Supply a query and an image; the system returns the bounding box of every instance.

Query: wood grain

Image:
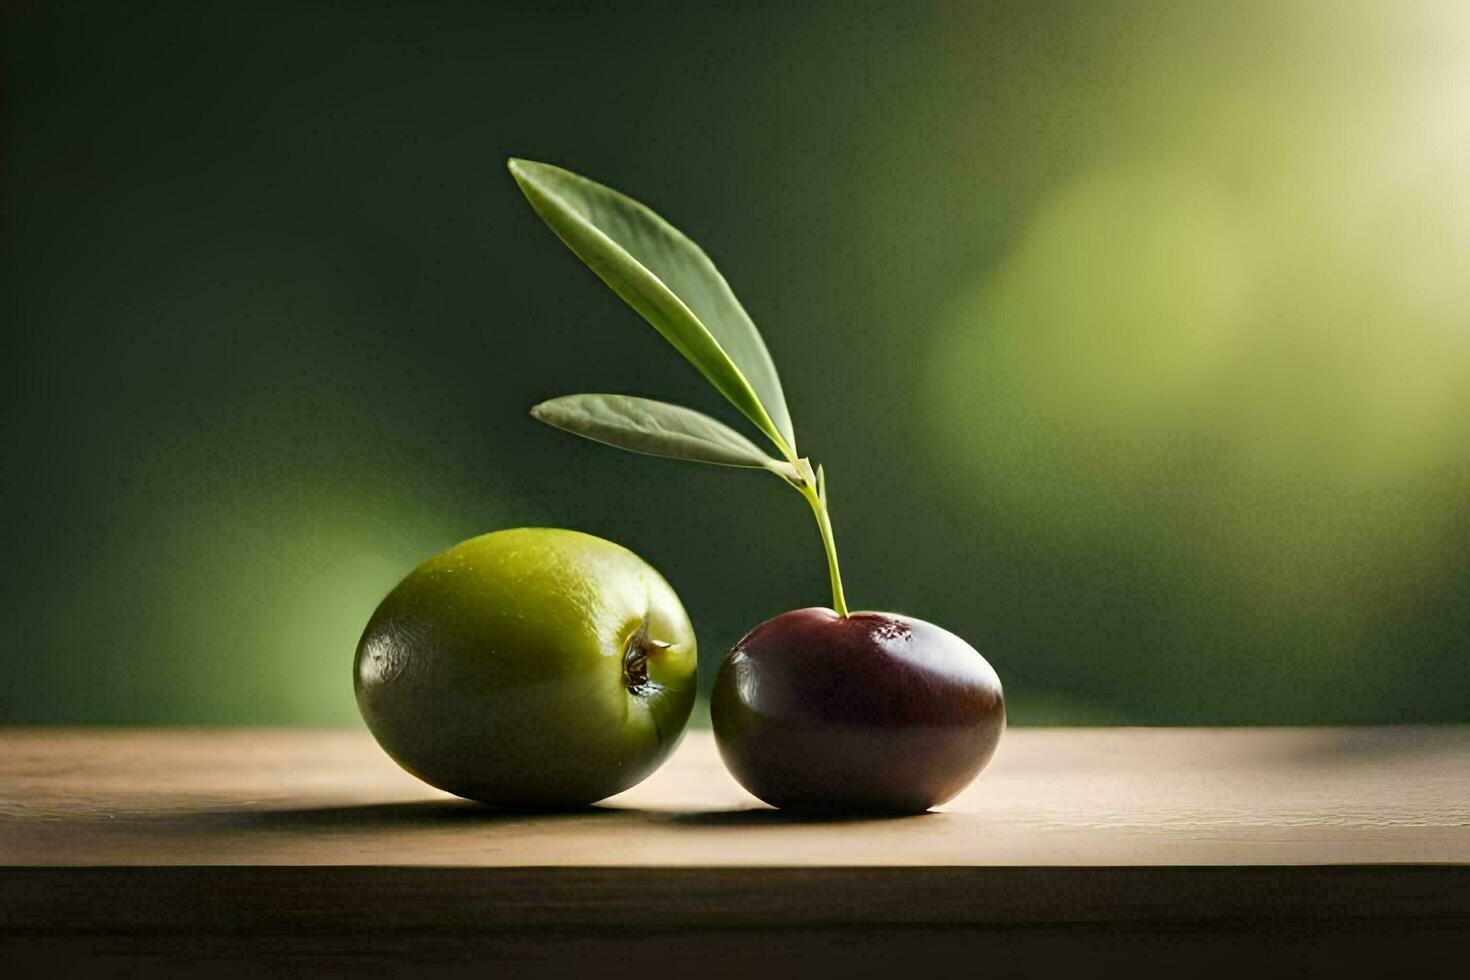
[2,727,1466,869]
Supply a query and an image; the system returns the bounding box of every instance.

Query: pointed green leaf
[509,158,796,455]
[531,394,798,480]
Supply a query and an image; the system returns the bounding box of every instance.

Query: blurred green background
[4,1,1467,726]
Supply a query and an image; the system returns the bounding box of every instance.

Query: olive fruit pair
[355,528,1003,813]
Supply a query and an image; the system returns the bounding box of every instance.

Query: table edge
[3,864,1466,931]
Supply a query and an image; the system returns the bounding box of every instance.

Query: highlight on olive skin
[509,158,1006,811]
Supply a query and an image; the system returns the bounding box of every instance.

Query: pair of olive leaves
[509,158,847,614]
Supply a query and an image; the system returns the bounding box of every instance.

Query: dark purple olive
[711,607,1004,813]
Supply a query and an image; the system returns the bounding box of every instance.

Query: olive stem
[797,470,849,618]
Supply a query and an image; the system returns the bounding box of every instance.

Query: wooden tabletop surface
[3,726,1467,938]
[4,726,1467,867]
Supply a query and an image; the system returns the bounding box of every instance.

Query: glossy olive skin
[354,528,696,807]
[712,608,1004,813]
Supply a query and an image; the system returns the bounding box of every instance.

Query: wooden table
[3,727,1466,976]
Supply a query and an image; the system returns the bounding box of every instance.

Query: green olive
[354,527,696,806]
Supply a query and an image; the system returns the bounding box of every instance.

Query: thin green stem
[800,478,849,617]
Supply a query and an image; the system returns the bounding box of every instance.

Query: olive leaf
[508,158,797,457]
[531,393,799,480]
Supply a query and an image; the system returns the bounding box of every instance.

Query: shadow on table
[171,798,635,833]
[160,801,934,833]
[658,808,935,827]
